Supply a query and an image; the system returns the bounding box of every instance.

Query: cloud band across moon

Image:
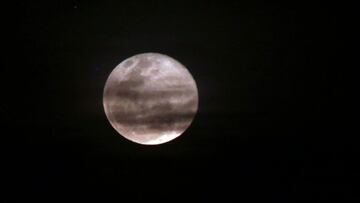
[103,53,198,145]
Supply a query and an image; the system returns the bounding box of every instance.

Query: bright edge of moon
[103,53,199,145]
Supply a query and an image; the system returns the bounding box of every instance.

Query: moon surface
[103,53,198,145]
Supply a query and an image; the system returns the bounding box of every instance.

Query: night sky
[2,0,356,202]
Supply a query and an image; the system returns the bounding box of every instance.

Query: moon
[103,53,198,145]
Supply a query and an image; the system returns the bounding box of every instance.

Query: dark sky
[2,0,356,202]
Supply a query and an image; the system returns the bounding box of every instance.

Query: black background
[2,0,356,202]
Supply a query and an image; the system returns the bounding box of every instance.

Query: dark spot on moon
[136,57,152,69]
[150,68,159,75]
[123,59,134,68]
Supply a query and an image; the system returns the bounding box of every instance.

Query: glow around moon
[103,53,198,145]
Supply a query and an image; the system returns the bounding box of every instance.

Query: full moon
[103,53,198,145]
